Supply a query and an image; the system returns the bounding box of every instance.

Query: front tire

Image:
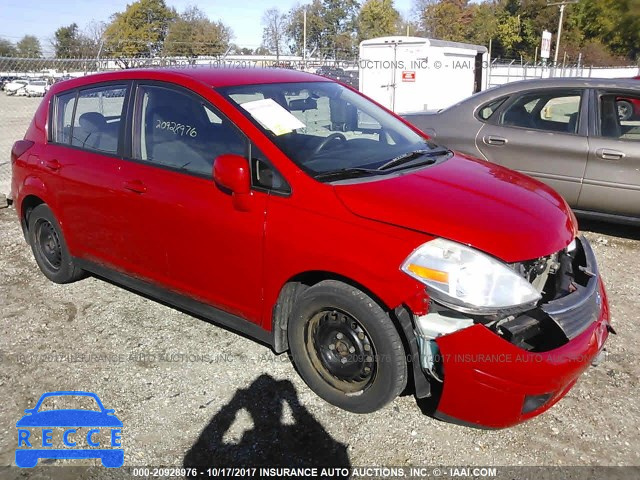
[288,280,407,413]
[27,204,85,283]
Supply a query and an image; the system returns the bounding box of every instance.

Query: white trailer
[358,36,488,114]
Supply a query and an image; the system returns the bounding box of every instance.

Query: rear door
[577,89,640,217]
[44,83,131,266]
[476,88,589,205]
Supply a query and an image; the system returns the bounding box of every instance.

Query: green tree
[321,0,360,58]
[411,0,639,64]
[254,46,271,55]
[574,0,640,61]
[358,0,401,42]
[493,12,522,56]
[618,0,640,60]
[103,0,175,65]
[261,8,288,60]
[164,6,232,57]
[0,38,16,56]
[466,2,499,47]
[16,35,42,57]
[53,23,90,58]
[287,1,326,56]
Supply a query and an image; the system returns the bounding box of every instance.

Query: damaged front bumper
[412,236,612,429]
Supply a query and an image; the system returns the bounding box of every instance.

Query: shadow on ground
[184,374,351,476]
[578,217,640,241]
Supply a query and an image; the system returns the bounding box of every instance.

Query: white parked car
[25,80,48,97]
[4,79,29,95]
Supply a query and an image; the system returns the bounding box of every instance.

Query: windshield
[37,395,101,412]
[218,81,445,179]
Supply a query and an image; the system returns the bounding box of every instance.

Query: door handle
[123,179,147,194]
[483,135,508,146]
[596,148,625,160]
[44,159,61,171]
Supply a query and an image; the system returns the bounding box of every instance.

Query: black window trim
[248,142,292,197]
[124,79,292,196]
[474,95,510,123]
[492,87,588,137]
[47,80,132,159]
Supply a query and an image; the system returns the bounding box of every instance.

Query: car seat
[503,104,536,129]
[601,98,622,138]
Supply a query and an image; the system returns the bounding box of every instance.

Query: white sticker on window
[240,98,305,136]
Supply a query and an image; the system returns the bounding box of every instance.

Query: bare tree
[262,8,288,61]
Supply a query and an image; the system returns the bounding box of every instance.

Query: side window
[52,91,76,144]
[71,85,127,154]
[477,97,507,121]
[132,84,247,176]
[500,91,582,134]
[599,93,640,141]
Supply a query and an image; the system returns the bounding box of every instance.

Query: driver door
[124,82,269,322]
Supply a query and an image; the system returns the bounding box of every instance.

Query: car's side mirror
[213,154,252,211]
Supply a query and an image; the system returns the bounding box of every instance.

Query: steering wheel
[310,133,347,157]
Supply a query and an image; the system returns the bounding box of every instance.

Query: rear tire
[27,204,85,284]
[288,280,407,413]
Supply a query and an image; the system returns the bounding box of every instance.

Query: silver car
[402,78,640,224]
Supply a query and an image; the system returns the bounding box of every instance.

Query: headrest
[78,112,106,133]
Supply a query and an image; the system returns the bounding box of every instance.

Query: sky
[0,0,419,55]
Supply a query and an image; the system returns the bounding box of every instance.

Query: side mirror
[213,154,252,211]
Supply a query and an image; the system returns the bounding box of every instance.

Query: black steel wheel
[27,204,85,283]
[288,280,407,413]
[306,309,377,393]
[34,218,62,271]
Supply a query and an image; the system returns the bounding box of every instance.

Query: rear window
[51,84,127,154]
[477,97,507,121]
[52,91,76,144]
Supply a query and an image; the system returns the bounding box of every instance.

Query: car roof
[52,66,327,92]
[479,77,639,95]
[401,77,639,117]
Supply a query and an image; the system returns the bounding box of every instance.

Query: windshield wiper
[377,148,450,171]
[313,167,383,181]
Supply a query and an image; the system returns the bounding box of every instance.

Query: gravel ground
[0,95,41,197]
[0,203,639,473]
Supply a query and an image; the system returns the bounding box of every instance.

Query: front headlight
[401,238,541,315]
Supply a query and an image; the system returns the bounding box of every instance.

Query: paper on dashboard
[240,98,306,135]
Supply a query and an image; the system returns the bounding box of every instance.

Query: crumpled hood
[333,154,577,263]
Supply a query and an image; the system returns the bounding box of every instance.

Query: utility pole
[547,1,578,65]
[303,8,307,64]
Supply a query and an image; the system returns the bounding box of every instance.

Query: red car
[10,67,612,429]
[617,75,640,120]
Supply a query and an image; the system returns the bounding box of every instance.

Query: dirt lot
[0,95,41,197]
[0,202,639,472]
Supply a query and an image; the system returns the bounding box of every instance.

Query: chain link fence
[487,58,640,87]
[0,57,112,196]
[0,55,347,196]
[1,54,638,196]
